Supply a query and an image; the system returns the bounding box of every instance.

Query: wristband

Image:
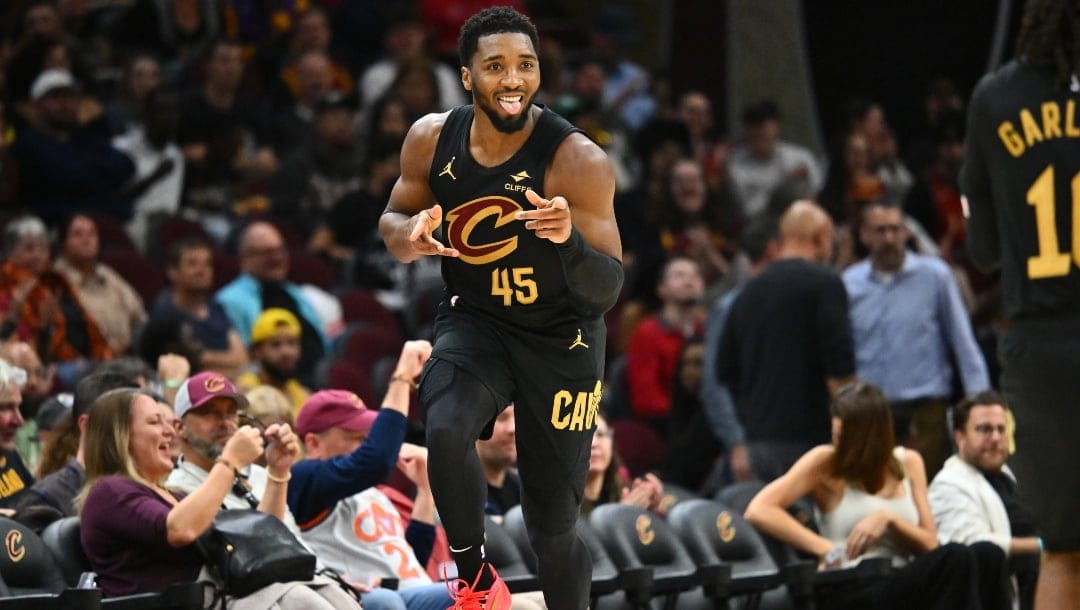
[266,471,292,484]
[215,457,240,478]
[1037,537,1044,552]
[389,373,417,390]
[163,379,184,389]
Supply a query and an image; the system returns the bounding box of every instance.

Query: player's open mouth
[497,94,523,115]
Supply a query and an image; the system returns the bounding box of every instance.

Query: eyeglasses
[238,412,266,432]
[243,245,286,258]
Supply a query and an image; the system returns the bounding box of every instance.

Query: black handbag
[197,509,317,598]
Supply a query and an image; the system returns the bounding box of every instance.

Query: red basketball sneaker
[445,563,511,610]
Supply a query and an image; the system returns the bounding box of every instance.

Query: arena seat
[667,498,784,609]
[286,250,338,292]
[501,506,627,607]
[39,516,207,610]
[588,503,698,610]
[100,250,164,305]
[0,516,100,608]
[481,516,540,593]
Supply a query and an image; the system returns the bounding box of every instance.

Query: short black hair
[953,389,1007,432]
[741,99,781,125]
[458,6,538,68]
[741,217,779,264]
[167,236,213,268]
[74,372,140,419]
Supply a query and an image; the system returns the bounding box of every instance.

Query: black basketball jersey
[428,105,585,329]
[962,59,1080,318]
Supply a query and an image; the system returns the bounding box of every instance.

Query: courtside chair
[668,498,786,610]
[481,516,541,593]
[588,504,699,610]
[501,506,629,608]
[40,516,206,610]
[0,516,101,609]
[714,483,893,610]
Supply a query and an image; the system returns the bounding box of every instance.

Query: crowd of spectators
[0,0,1030,608]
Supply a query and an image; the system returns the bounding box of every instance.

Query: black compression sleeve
[555,228,624,317]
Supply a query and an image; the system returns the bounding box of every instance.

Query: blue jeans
[361,583,451,610]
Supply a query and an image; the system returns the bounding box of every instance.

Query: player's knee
[426,419,472,455]
[528,521,576,560]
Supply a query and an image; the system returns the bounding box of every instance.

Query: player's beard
[475,91,534,133]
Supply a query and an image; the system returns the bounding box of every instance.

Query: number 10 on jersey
[1027,165,1080,279]
[492,267,538,305]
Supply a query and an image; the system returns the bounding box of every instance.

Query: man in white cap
[10,68,135,225]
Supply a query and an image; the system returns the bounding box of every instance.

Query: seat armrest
[697,562,732,600]
[101,581,209,610]
[618,566,654,606]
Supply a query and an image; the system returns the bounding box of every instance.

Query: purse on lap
[197,509,317,598]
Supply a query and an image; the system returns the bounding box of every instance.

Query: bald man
[215,221,327,381]
[715,201,855,481]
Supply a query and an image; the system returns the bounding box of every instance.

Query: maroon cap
[173,372,248,419]
[295,390,378,437]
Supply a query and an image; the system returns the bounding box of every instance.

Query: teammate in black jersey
[962,1,1080,607]
[380,7,623,610]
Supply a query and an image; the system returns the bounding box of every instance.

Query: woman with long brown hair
[746,382,1009,610]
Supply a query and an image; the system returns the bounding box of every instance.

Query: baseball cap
[295,390,378,438]
[174,371,248,419]
[35,393,73,431]
[251,308,301,344]
[30,68,78,101]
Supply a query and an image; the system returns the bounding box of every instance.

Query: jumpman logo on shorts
[568,329,589,351]
[439,156,457,180]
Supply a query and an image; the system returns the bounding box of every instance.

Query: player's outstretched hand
[520,189,572,244]
[407,204,460,258]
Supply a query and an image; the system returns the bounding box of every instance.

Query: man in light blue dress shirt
[843,201,989,479]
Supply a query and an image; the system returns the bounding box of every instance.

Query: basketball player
[379,7,623,610]
[962,1,1080,607]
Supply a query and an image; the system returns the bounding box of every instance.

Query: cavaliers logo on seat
[446,197,523,264]
[6,530,24,563]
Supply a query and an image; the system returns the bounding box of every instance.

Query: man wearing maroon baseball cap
[287,340,454,609]
[294,389,378,441]
[173,371,249,419]
[167,372,301,527]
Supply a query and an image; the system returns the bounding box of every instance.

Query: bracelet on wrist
[266,470,292,484]
[163,378,184,389]
[389,373,417,391]
[215,457,240,478]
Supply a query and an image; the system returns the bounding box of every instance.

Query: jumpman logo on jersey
[568,329,589,351]
[439,156,457,180]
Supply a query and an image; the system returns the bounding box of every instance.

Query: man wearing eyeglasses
[929,390,1040,610]
[165,371,301,533]
[842,200,989,480]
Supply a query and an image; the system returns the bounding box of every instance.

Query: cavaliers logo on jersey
[446,196,523,265]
